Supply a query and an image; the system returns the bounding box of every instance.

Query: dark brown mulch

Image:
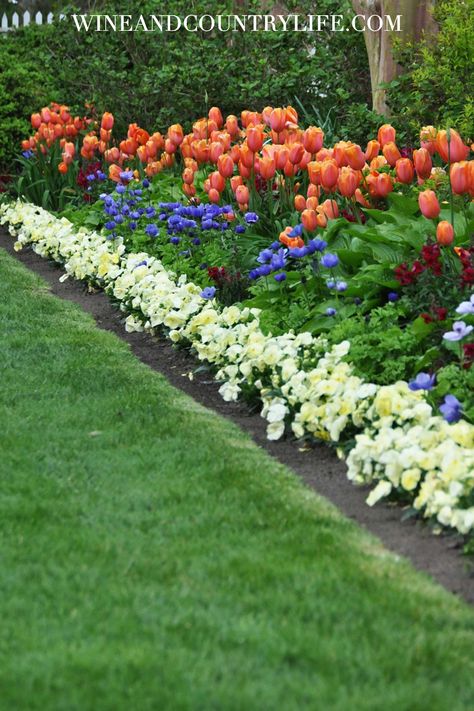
[1,226,473,605]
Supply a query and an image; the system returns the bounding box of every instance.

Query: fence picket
[0,10,63,31]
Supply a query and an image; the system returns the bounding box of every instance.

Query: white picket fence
[0,10,65,32]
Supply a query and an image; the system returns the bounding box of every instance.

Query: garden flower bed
[3,101,473,545]
[2,199,473,543]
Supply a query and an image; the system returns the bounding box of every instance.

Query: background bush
[386,0,474,144]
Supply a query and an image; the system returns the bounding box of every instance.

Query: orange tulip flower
[259,156,276,180]
[58,161,68,174]
[235,184,250,204]
[288,143,305,165]
[167,124,184,146]
[294,194,306,212]
[182,167,195,185]
[218,153,235,178]
[208,106,224,129]
[109,164,122,182]
[345,144,366,171]
[225,115,240,137]
[301,209,318,231]
[355,188,370,208]
[436,129,469,163]
[320,199,339,220]
[182,183,196,198]
[307,184,320,199]
[303,127,324,154]
[370,155,388,170]
[230,175,243,192]
[365,140,380,162]
[382,141,402,167]
[305,195,319,211]
[420,125,437,154]
[209,171,226,192]
[208,188,221,203]
[337,167,360,197]
[269,108,287,133]
[395,158,415,184]
[418,189,440,219]
[31,113,41,130]
[413,148,432,179]
[209,141,224,163]
[164,138,177,155]
[274,146,289,170]
[320,160,339,190]
[450,161,469,194]
[377,124,396,147]
[247,127,263,153]
[436,221,454,246]
[101,112,114,131]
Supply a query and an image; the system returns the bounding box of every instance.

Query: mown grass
[0,247,474,711]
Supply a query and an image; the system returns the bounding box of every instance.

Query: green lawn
[1,247,474,711]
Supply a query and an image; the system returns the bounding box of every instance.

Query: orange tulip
[58,161,68,174]
[320,160,339,190]
[436,221,454,246]
[375,173,394,198]
[418,189,440,219]
[307,184,320,199]
[333,141,350,168]
[259,156,276,180]
[320,199,339,220]
[101,112,114,131]
[345,144,366,171]
[370,155,388,170]
[182,183,196,198]
[109,164,122,182]
[230,175,243,192]
[306,195,319,211]
[315,210,328,228]
[355,188,370,208]
[279,225,304,248]
[274,146,289,170]
[316,148,333,162]
[217,153,235,178]
[450,161,469,194]
[413,148,432,179]
[247,127,263,153]
[269,108,287,133]
[182,167,195,185]
[238,161,251,178]
[294,194,306,212]
[105,146,120,164]
[164,138,177,154]
[225,115,240,137]
[209,171,226,192]
[288,143,305,165]
[307,161,321,185]
[209,141,224,163]
[377,124,396,147]
[31,113,41,130]
[168,124,184,146]
[337,167,360,197]
[303,126,324,154]
[382,141,402,167]
[235,184,250,204]
[208,187,221,203]
[436,129,469,163]
[285,105,298,126]
[365,140,380,162]
[208,106,224,129]
[420,125,437,154]
[395,158,415,184]
[299,209,317,231]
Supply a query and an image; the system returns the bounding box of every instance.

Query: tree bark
[352,0,438,115]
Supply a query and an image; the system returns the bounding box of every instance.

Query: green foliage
[434,363,474,423]
[387,0,474,143]
[0,26,58,172]
[0,0,371,152]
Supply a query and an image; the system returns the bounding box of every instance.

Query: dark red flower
[420,312,433,324]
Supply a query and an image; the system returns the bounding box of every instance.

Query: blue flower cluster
[86,169,107,184]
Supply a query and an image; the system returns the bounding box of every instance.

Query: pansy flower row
[1,199,473,538]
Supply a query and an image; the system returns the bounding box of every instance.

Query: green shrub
[387,0,474,143]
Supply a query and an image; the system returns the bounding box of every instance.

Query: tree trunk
[352,0,438,115]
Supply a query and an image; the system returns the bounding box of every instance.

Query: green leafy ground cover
[1,248,474,709]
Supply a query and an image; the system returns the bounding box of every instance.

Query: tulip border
[1,199,473,539]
